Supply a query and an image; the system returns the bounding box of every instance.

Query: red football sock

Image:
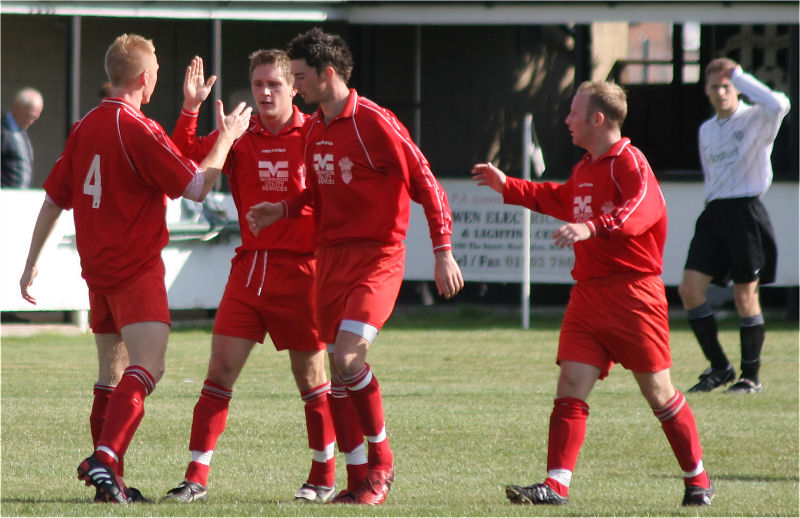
[96,366,155,474]
[302,383,336,487]
[545,397,589,496]
[185,379,232,486]
[91,384,125,476]
[654,391,709,488]
[329,384,367,490]
[341,364,393,471]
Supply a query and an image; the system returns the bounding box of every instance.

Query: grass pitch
[1,306,798,516]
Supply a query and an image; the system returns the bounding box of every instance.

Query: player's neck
[587,130,621,162]
[260,108,293,135]
[321,82,350,125]
[118,90,144,110]
[715,101,738,120]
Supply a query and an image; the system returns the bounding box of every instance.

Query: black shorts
[684,196,777,287]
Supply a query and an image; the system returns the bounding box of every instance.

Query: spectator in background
[1,87,43,188]
[678,58,791,395]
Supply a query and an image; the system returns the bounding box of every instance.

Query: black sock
[740,318,765,382]
[688,314,729,371]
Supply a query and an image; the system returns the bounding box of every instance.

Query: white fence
[2,182,797,313]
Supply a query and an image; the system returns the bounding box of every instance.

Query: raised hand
[471,162,507,194]
[183,56,217,112]
[216,100,252,142]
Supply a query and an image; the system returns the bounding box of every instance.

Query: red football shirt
[44,98,199,291]
[172,105,314,254]
[503,138,667,281]
[284,90,453,252]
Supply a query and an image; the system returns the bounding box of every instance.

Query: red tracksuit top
[172,105,315,255]
[44,98,198,291]
[283,89,453,252]
[503,138,667,282]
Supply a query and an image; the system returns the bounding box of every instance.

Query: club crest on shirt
[339,156,354,184]
[733,130,744,141]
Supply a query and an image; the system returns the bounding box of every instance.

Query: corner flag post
[521,113,546,329]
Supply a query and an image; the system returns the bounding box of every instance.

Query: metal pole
[521,114,532,330]
[69,16,81,125]
[413,25,422,143]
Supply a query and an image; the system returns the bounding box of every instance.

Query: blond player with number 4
[19,33,251,504]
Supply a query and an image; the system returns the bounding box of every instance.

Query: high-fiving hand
[183,56,217,112]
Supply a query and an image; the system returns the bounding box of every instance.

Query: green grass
[1,307,798,516]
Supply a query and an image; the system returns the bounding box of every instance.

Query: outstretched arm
[182,56,217,113]
[183,100,252,202]
[20,197,63,305]
[471,162,507,193]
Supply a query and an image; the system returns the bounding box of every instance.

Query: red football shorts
[213,250,324,351]
[558,273,672,379]
[89,260,170,334]
[315,241,405,344]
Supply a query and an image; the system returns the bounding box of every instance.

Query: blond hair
[577,80,628,128]
[248,49,292,84]
[104,34,156,87]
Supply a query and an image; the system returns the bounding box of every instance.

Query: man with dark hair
[472,80,714,507]
[248,27,464,505]
[678,57,790,394]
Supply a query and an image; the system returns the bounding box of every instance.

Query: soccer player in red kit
[247,28,464,505]
[18,33,251,504]
[162,50,336,504]
[471,81,714,507]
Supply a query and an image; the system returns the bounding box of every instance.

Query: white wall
[1,182,797,312]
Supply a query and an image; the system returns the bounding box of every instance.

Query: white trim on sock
[312,442,336,462]
[191,450,214,465]
[96,446,118,462]
[684,460,704,478]
[344,443,367,465]
[547,469,573,487]
[366,425,387,443]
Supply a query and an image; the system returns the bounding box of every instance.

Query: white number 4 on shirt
[83,154,102,208]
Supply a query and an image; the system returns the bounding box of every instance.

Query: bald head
[11,88,43,130]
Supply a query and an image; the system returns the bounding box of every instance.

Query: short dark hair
[287,27,353,83]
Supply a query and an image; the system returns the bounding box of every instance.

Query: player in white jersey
[678,57,791,394]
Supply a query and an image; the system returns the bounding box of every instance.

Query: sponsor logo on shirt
[573,195,593,222]
[261,148,287,153]
[258,160,289,191]
[339,156,354,184]
[313,153,335,184]
[708,147,738,164]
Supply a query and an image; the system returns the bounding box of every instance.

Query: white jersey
[698,68,791,201]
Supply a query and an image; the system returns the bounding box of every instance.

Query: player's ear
[322,65,336,82]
